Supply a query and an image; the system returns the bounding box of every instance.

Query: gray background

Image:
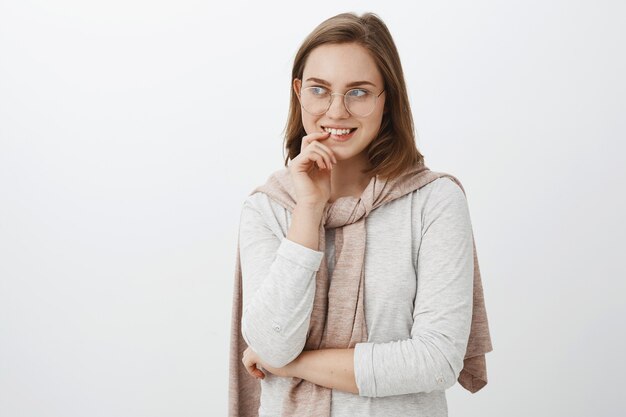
[1,0,624,416]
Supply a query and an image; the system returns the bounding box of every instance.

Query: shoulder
[241,166,292,215]
[240,192,290,236]
[410,175,471,231]
[242,191,272,212]
[413,176,466,205]
[241,192,286,218]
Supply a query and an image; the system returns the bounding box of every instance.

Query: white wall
[1,1,624,416]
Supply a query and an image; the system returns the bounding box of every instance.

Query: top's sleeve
[239,194,325,368]
[353,178,475,397]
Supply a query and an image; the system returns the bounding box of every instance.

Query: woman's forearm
[290,348,359,395]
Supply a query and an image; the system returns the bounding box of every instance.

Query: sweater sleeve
[353,178,475,397]
[239,195,325,368]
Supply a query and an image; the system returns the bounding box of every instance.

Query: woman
[228,12,493,417]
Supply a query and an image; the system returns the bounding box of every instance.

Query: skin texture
[241,42,387,395]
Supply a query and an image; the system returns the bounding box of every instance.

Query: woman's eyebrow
[305,77,377,88]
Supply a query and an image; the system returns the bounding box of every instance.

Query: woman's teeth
[324,127,354,136]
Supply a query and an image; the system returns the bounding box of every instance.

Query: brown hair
[283,12,424,180]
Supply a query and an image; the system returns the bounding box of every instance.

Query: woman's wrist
[287,350,308,379]
[295,201,326,213]
[287,203,325,251]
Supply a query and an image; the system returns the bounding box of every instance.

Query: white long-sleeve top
[239,176,475,417]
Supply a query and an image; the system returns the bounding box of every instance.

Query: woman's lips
[323,127,357,142]
[331,129,356,142]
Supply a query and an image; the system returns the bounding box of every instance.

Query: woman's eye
[310,87,327,96]
[347,89,368,97]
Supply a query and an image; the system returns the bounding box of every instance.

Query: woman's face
[294,42,386,163]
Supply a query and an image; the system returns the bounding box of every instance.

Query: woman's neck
[328,154,373,203]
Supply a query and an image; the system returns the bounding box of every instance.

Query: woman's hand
[242,347,294,379]
[288,131,337,206]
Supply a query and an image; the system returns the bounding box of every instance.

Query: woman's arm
[239,194,325,368]
[353,178,475,397]
[245,347,359,395]
[290,348,359,394]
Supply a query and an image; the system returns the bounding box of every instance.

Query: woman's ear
[293,78,301,97]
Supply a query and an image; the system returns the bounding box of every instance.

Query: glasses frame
[297,86,385,117]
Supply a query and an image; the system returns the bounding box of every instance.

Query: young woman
[229,12,492,417]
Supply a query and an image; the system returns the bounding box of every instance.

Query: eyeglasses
[297,86,385,117]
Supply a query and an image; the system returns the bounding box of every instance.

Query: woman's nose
[326,93,350,118]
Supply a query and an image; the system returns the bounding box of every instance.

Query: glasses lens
[345,89,376,117]
[300,87,330,115]
[299,87,378,116]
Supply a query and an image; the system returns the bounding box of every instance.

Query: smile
[322,126,357,136]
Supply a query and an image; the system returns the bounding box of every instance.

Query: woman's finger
[306,141,337,168]
[309,140,338,164]
[242,349,266,379]
[303,148,332,171]
[301,131,330,152]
